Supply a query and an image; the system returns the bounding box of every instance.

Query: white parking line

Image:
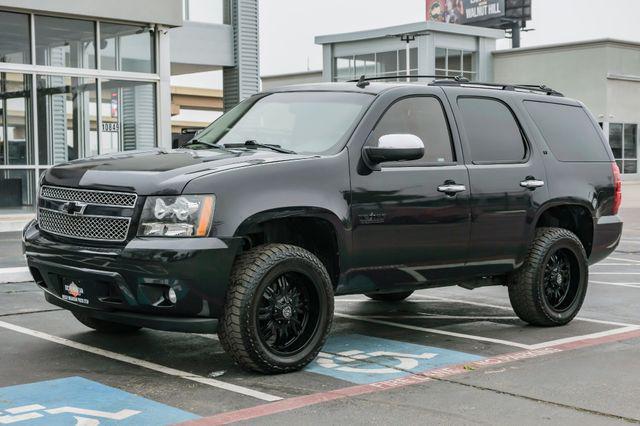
[339,294,639,328]
[334,313,533,349]
[590,272,640,275]
[609,257,640,264]
[337,302,640,351]
[590,280,640,289]
[0,320,282,402]
[592,263,640,266]
[527,326,640,350]
[352,315,520,320]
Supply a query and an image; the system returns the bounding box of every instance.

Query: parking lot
[1,185,640,425]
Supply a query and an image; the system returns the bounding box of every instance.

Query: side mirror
[363,134,425,168]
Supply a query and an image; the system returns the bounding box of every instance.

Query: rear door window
[524,101,610,162]
[457,97,527,163]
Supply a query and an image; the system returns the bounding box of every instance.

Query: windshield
[192,91,373,155]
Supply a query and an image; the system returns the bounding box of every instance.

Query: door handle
[437,183,467,195]
[520,179,545,190]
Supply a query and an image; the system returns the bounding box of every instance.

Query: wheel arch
[532,200,595,257]
[233,207,349,288]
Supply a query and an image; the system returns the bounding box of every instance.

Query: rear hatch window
[524,101,610,162]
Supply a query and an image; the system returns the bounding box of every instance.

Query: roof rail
[429,80,564,97]
[349,74,468,88]
[347,74,564,97]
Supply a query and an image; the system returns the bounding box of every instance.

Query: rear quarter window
[524,101,610,162]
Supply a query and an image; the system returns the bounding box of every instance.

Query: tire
[218,244,334,374]
[509,227,589,326]
[72,312,142,333]
[365,291,414,302]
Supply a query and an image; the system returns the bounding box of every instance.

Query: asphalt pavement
[0,184,639,425]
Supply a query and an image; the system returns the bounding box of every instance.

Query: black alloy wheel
[218,244,334,373]
[256,272,321,356]
[509,227,588,326]
[542,248,580,313]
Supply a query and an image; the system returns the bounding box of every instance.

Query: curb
[0,267,32,284]
[0,215,34,233]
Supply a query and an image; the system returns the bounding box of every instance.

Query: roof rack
[348,74,564,97]
[431,80,564,97]
[350,74,468,88]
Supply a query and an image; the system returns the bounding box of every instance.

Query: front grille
[38,208,131,242]
[38,185,137,242]
[40,185,137,208]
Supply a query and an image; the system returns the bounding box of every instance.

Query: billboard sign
[426,0,506,25]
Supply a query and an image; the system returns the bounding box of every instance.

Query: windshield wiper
[224,140,297,154]
[180,139,234,153]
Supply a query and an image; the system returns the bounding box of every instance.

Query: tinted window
[35,16,96,69]
[0,11,31,64]
[524,101,610,162]
[458,98,526,163]
[100,23,155,73]
[370,97,454,164]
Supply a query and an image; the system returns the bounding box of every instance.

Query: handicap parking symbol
[306,334,483,384]
[0,377,199,425]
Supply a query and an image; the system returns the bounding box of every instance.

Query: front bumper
[23,220,243,333]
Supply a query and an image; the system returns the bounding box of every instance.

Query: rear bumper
[590,215,623,265]
[23,220,242,333]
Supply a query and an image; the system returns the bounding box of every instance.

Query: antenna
[355,75,370,88]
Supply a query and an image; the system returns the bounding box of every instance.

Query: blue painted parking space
[306,334,483,384]
[0,377,199,425]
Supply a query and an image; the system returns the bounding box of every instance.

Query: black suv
[24,78,623,374]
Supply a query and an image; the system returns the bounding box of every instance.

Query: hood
[43,148,316,195]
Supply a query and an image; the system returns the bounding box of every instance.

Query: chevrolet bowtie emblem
[61,201,88,216]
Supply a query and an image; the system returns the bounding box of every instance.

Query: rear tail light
[612,162,622,215]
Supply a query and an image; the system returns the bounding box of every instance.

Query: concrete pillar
[417,34,435,76]
[157,25,172,149]
[478,37,496,83]
[322,44,333,82]
[223,0,260,111]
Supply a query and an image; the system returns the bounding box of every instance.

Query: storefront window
[36,76,98,164]
[0,169,36,213]
[35,16,96,69]
[435,47,476,81]
[335,57,354,81]
[610,123,638,174]
[100,23,155,73]
[398,48,418,76]
[0,11,31,64]
[376,51,397,76]
[334,49,418,82]
[0,11,161,213]
[1,73,33,165]
[100,79,156,154]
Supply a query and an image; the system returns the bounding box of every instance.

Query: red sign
[426,0,464,24]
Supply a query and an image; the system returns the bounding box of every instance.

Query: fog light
[167,288,177,304]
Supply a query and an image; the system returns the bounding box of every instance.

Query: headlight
[138,195,215,237]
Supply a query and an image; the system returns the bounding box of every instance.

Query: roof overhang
[315,21,504,45]
[0,0,184,27]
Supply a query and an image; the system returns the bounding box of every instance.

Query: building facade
[315,21,503,84]
[493,39,640,179]
[0,0,259,215]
